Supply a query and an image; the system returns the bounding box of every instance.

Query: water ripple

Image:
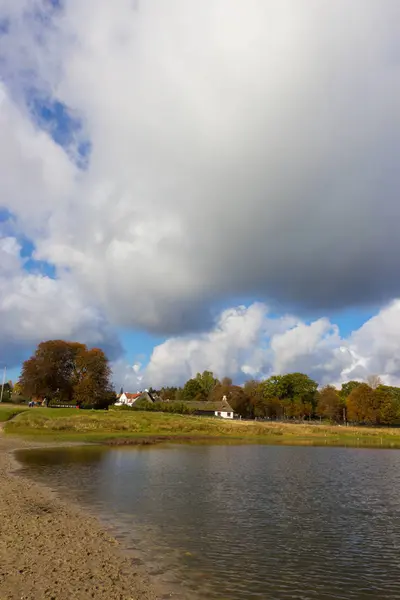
[17,444,400,600]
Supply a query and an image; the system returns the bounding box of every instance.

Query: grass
[4,407,400,447]
[0,405,29,423]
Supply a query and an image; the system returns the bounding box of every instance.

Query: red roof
[124,393,141,400]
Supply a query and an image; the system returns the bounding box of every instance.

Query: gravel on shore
[0,431,160,600]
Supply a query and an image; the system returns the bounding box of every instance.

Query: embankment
[5,407,400,447]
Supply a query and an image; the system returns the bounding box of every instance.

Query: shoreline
[0,433,162,600]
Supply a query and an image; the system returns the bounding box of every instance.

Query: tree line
[153,371,400,425]
[5,339,400,424]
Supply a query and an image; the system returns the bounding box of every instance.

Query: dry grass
[4,408,400,446]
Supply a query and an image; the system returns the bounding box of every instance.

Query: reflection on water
[17,444,400,599]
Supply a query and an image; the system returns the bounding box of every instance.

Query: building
[215,396,236,419]
[214,395,236,419]
[115,390,155,406]
[188,396,236,419]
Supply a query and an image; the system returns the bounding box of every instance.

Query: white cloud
[0,83,77,236]
[348,301,400,384]
[1,1,400,380]
[0,1,399,337]
[0,235,120,367]
[116,301,400,390]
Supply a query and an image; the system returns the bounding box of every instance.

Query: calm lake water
[16,444,400,600]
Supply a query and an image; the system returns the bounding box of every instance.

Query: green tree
[377,385,400,422]
[175,387,185,403]
[195,371,219,398]
[261,375,288,400]
[183,378,205,402]
[160,387,178,402]
[373,386,397,424]
[261,373,318,419]
[0,381,12,402]
[283,373,318,402]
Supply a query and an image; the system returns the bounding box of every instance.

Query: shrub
[111,401,196,415]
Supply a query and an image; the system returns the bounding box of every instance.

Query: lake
[16,444,400,599]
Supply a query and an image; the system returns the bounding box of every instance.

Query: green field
[3,406,400,447]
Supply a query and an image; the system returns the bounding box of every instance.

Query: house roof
[187,399,235,413]
[124,393,142,401]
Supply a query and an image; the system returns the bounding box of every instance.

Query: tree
[283,373,318,403]
[19,340,85,402]
[19,340,115,409]
[183,378,205,402]
[377,385,400,422]
[226,386,250,417]
[195,371,219,398]
[209,377,234,403]
[373,386,397,424]
[261,373,318,419]
[367,375,383,390]
[0,381,12,402]
[340,380,362,399]
[316,386,343,422]
[12,381,22,396]
[207,378,253,417]
[243,380,263,418]
[261,375,288,400]
[73,347,115,409]
[160,387,178,402]
[346,384,375,424]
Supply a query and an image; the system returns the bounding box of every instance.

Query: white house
[115,390,155,406]
[214,395,236,419]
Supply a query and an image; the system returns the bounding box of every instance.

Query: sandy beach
[0,430,160,600]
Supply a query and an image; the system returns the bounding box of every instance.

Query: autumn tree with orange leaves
[19,340,115,409]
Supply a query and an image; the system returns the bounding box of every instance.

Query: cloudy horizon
[1,1,400,389]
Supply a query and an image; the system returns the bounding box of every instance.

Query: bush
[111,401,196,415]
[11,395,30,404]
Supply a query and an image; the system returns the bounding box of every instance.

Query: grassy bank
[4,407,400,447]
[0,405,29,423]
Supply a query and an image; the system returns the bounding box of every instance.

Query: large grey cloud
[1,0,400,336]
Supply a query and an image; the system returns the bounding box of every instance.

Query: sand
[0,430,161,600]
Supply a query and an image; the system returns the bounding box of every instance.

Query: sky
[1,0,400,391]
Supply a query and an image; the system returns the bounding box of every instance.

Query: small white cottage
[214,395,236,419]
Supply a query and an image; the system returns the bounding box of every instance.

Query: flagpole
[0,367,6,403]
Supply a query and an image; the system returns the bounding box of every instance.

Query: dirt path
[0,433,161,600]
